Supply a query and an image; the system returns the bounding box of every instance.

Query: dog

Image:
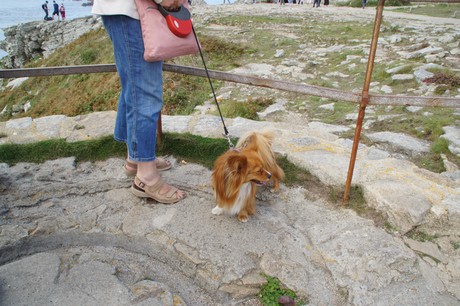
[211,130,285,222]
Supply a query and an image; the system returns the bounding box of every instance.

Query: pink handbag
[135,0,199,62]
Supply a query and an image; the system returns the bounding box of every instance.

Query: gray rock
[257,99,287,118]
[450,48,460,55]
[318,102,335,111]
[366,131,431,156]
[308,121,350,134]
[380,85,393,94]
[1,16,101,68]
[403,238,448,264]
[406,106,423,113]
[391,74,414,82]
[6,77,28,89]
[34,115,67,139]
[5,117,33,129]
[441,126,460,156]
[405,46,444,59]
[274,49,285,58]
[364,180,432,233]
[414,69,434,83]
[386,64,412,75]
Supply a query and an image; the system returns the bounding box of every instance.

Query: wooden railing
[1,64,458,108]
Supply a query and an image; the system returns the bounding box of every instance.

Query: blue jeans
[102,15,163,162]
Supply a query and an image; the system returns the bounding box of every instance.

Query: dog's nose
[266,171,272,179]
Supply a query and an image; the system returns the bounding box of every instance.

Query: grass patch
[0,136,126,165]
[413,153,445,173]
[452,242,460,250]
[212,97,275,120]
[423,71,460,91]
[259,274,303,306]
[0,31,247,121]
[339,0,409,8]
[406,230,438,242]
[384,221,400,233]
[392,4,460,19]
[157,133,229,169]
[316,101,357,125]
[276,155,317,187]
[370,108,455,142]
[0,133,230,169]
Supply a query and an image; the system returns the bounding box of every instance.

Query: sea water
[0,0,94,58]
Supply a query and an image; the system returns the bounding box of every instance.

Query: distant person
[223,0,231,3]
[313,0,320,7]
[324,0,329,5]
[52,1,60,20]
[42,1,49,20]
[362,0,367,8]
[60,3,66,20]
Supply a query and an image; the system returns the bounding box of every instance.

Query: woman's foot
[131,175,186,204]
[124,157,172,177]
[130,160,186,204]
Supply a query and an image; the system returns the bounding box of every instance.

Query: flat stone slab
[0,159,458,305]
[366,131,431,156]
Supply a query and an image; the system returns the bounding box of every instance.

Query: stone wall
[0,16,102,68]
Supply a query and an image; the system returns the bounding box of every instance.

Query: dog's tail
[236,129,274,149]
[236,130,285,181]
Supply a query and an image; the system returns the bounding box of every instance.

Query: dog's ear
[227,155,248,174]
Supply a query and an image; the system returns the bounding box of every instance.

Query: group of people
[42,1,66,21]
[278,0,329,6]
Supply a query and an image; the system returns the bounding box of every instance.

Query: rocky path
[1,111,459,305]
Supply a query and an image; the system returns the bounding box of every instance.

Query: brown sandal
[130,176,186,204]
[123,157,172,177]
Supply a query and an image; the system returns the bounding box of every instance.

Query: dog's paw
[237,214,248,222]
[212,206,223,215]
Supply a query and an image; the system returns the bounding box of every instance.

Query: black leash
[191,25,234,149]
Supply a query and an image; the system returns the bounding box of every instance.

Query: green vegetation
[339,0,410,8]
[0,133,228,168]
[368,106,460,172]
[424,71,460,92]
[406,230,438,242]
[157,133,229,169]
[0,30,247,121]
[0,136,126,165]
[212,97,275,120]
[392,4,460,19]
[259,274,303,306]
[384,221,400,233]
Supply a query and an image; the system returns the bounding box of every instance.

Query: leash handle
[191,25,234,148]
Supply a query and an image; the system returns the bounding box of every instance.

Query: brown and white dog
[211,130,285,222]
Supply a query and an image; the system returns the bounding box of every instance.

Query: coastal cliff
[0,16,102,68]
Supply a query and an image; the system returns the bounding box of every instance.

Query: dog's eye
[258,169,264,175]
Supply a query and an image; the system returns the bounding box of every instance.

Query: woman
[92,0,186,204]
